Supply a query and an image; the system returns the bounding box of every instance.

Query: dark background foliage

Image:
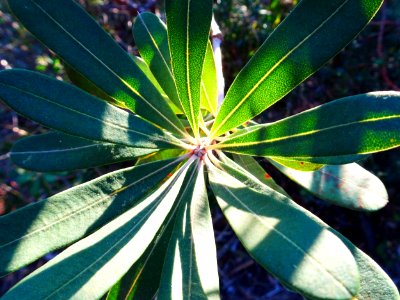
[0,0,399,299]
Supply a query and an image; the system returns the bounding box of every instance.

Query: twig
[211,15,225,108]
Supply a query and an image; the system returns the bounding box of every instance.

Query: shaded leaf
[10,132,156,172]
[8,0,187,136]
[0,70,184,149]
[133,12,182,112]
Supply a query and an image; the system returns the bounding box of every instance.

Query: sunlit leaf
[207,161,359,300]
[272,161,388,211]
[166,0,213,136]
[216,92,400,162]
[211,0,384,137]
[159,163,219,299]
[0,158,183,276]
[1,159,196,300]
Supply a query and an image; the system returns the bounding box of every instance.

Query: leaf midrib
[211,0,351,137]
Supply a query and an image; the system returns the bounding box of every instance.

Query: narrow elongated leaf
[0,158,183,276]
[216,153,288,197]
[200,42,218,115]
[166,0,213,136]
[232,154,289,195]
[65,64,125,108]
[269,157,324,171]
[272,161,388,211]
[216,92,400,162]
[136,149,184,165]
[106,217,175,300]
[2,159,196,300]
[210,0,383,137]
[0,70,184,149]
[207,161,359,300]
[8,0,187,136]
[133,12,182,111]
[10,132,156,172]
[159,163,220,299]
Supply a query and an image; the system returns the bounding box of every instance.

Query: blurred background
[0,0,399,299]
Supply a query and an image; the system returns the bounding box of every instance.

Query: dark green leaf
[0,70,185,149]
[211,0,383,137]
[133,12,182,112]
[10,132,156,172]
[166,0,213,136]
[8,0,187,136]
[0,158,183,276]
[216,92,400,162]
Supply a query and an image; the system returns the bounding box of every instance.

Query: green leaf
[136,148,185,165]
[0,70,184,149]
[216,92,400,162]
[65,64,125,108]
[231,154,288,195]
[166,0,213,136]
[269,157,324,171]
[106,205,176,300]
[0,158,183,276]
[207,161,360,300]
[10,132,156,172]
[200,42,218,116]
[7,0,187,137]
[131,56,183,115]
[216,153,289,197]
[272,162,388,211]
[210,0,384,137]
[334,232,400,300]
[1,159,196,300]
[159,163,220,299]
[133,12,182,112]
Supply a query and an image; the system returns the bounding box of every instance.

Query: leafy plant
[0,0,399,299]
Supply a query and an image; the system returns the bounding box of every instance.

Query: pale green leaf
[0,158,183,276]
[1,159,196,300]
[159,163,220,299]
[272,162,388,211]
[207,161,359,300]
